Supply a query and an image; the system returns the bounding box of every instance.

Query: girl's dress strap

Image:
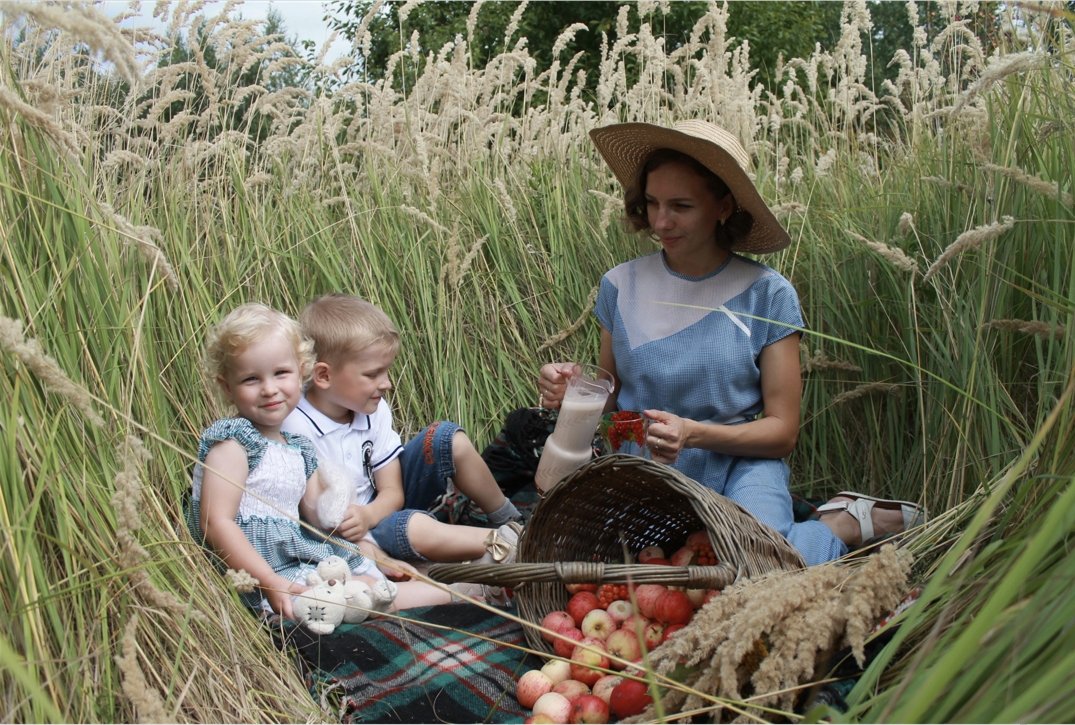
[283,431,319,479]
[198,417,268,472]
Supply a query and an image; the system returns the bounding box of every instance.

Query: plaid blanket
[269,603,542,724]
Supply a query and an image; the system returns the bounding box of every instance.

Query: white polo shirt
[282,396,404,506]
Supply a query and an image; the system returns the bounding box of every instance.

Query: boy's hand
[337,504,374,542]
[377,555,417,581]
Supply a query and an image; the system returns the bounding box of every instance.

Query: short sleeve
[284,431,319,480]
[369,400,404,470]
[198,418,267,472]
[594,274,619,332]
[761,276,805,348]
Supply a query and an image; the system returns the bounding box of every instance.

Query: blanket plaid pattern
[268,603,542,724]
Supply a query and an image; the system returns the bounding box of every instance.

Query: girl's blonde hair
[203,303,315,395]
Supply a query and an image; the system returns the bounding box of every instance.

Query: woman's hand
[537,362,581,410]
[643,409,688,464]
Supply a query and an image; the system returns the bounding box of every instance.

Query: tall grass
[1,1,1073,721]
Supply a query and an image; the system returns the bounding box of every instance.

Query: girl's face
[217,332,303,439]
[645,162,735,275]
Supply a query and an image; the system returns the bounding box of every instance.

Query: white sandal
[817,492,926,542]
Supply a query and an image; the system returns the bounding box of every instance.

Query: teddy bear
[315,459,356,530]
[293,556,399,634]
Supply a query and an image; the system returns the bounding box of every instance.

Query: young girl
[190,303,468,621]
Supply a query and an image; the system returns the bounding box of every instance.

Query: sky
[104,0,352,63]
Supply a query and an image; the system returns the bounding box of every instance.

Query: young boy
[282,293,523,586]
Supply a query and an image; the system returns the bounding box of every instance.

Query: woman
[537,120,924,566]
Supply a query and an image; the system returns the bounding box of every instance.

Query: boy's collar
[296,396,372,434]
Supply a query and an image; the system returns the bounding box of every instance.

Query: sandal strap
[817,499,877,541]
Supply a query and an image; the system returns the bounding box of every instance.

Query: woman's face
[645,162,734,273]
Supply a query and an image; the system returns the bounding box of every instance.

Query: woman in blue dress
[537,120,924,566]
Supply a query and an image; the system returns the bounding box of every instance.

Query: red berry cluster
[601,411,646,453]
[597,583,629,608]
[691,541,717,566]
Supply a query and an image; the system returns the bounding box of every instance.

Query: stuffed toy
[294,556,399,634]
[316,459,356,530]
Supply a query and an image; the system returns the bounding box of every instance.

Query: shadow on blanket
[266,603,543,724]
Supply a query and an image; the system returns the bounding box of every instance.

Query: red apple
[533,691,573,724]
[541,611,576,642]
[517,670,554,709]
[580,609,615,641]
[704,589,721,605]
[642,621,666,650]
[661,624,686,642]
[610,679,653,719]
[566,592,601,626]
[654,589,694,625]
[636,545,665,563]
[552,679,590,703]
[685,588,706,609]
[604,628,642,668]
[686,530,712,550]
[591,675,622,705]
[570,694,610,724]
[669,546,698,567]
[633,584,667,619]
[565,583,598,594]
[645,557,672,566]
[531,717,554,725]
[570,642,610,686]
[620,614,650,637]
[553,627,585,658]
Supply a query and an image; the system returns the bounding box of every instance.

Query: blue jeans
[368,421,461,560]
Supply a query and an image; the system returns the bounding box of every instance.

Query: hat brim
[589,123,791,255]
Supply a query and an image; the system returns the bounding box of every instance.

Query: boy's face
[322,344,397,417]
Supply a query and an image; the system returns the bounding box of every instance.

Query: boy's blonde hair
[300,293,401,367]
[203,303,315,392]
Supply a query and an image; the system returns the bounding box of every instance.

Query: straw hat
[589,120,791,254]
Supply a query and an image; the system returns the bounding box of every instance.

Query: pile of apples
[515,532,720,724]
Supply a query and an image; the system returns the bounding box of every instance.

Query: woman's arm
[200,440,306,618]
[645,333,802,461]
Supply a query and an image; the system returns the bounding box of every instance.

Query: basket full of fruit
[429,454,805,658]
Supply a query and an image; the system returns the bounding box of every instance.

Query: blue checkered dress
[595,252,846,565]
[187,418,368,606]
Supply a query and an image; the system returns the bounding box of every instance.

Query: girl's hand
[537,362,581,410]
[265,579,308,621]
[643,409,688,464]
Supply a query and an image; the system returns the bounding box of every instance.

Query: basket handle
[426,561,738,590]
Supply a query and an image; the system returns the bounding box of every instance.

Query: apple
[517,670,554,709]
[605,599,633,624]
[633,584,667,619]
[610,678,653,718]
[661,623,686,642]
[580,609,615,641]
[541,611,576,642]
[642,621,666,650]
[591,675,622,705]
[570,642,610,686]
[565,583,599,594]
[654,589,694,625]
[669,546,698,567]
[553,627,585,658]
[620,614,650,637]
[570,694,610,724]
[604,629,642,668]
[685,588,706,608]
[704,589,721,605]
[686,530,712,550]
[636,545,665,563]
[552,678,590,703]
[541,659,573,685]
[645,557,672,566]
[566,592,601,626]
[533,692,573,724]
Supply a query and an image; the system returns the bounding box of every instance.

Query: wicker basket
[428,454,805,655]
